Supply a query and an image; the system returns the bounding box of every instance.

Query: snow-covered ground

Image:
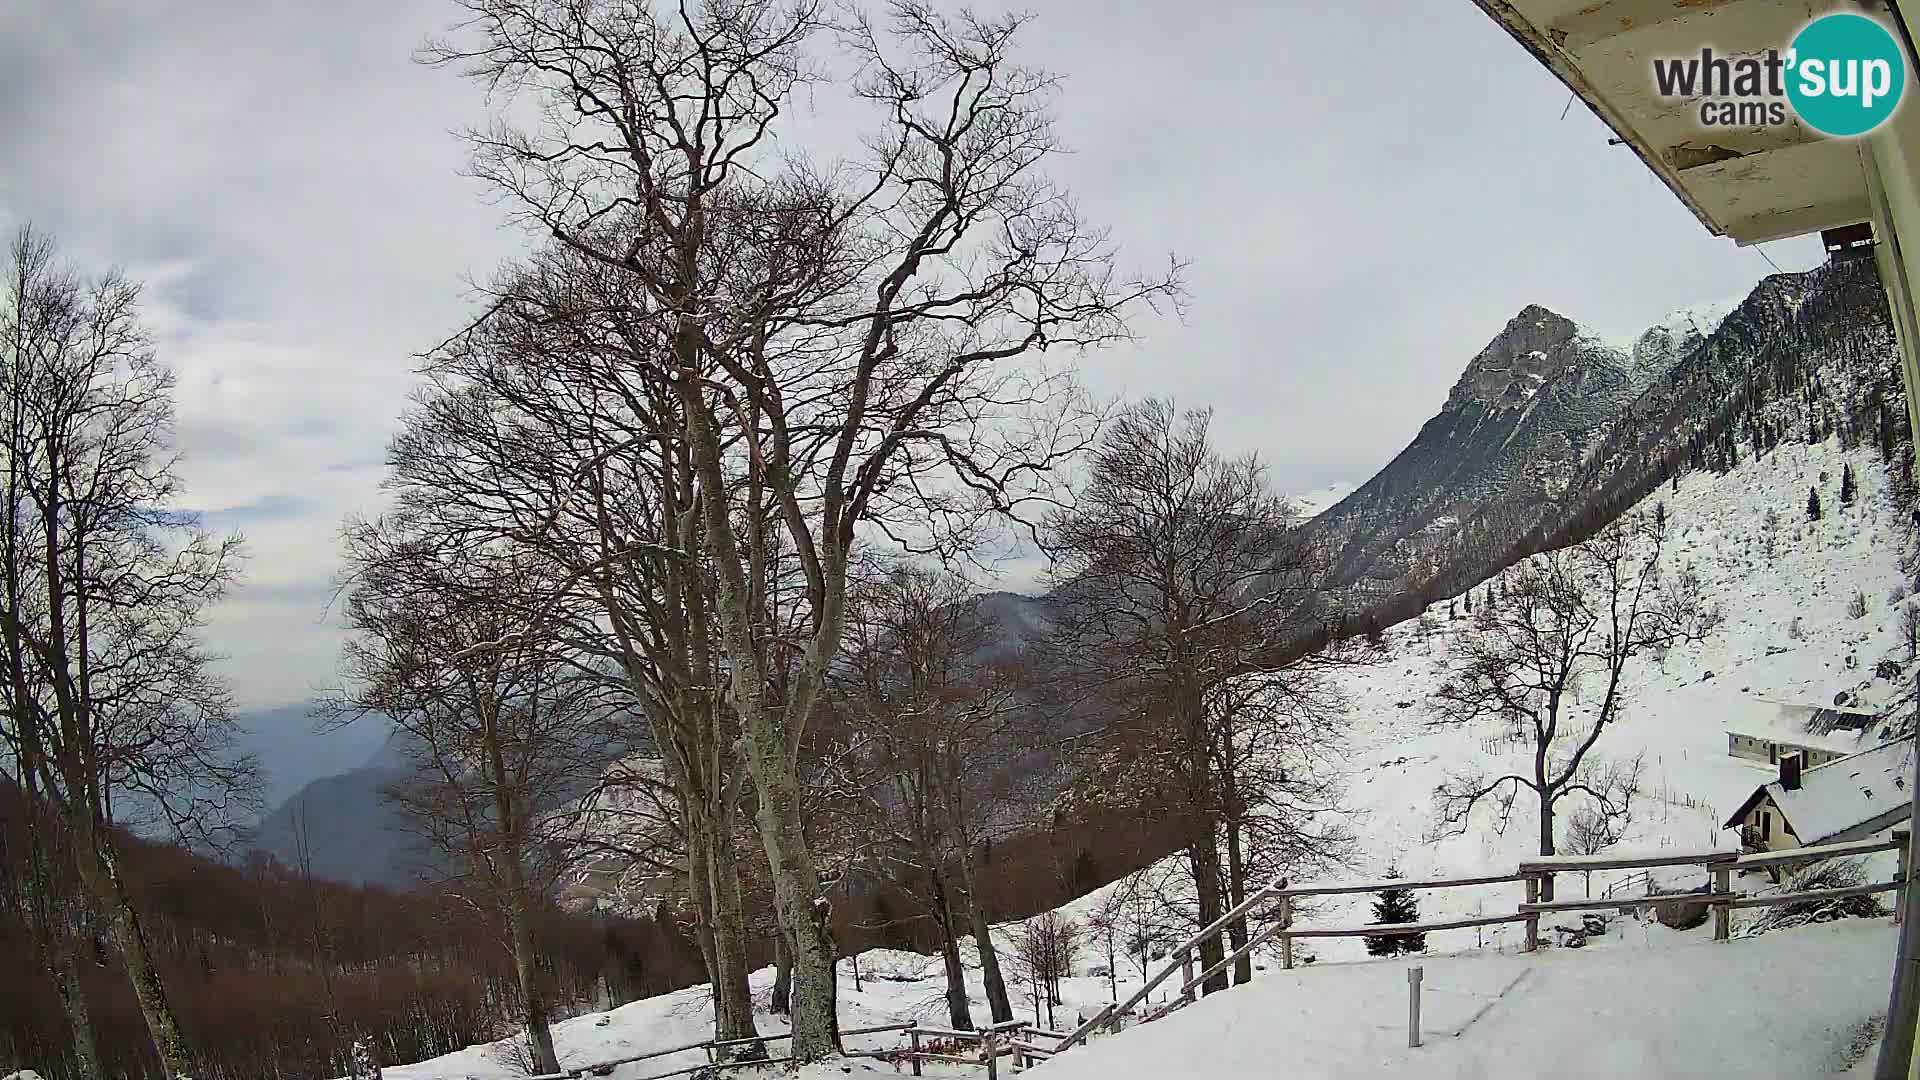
[1031,920,1895,1080]
[1067,435,1914,964]
[372,435,1913,1078]
[1305,435,1911,957]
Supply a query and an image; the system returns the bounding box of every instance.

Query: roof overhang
[1471,0,1892,244]
[1722,783,1774,829]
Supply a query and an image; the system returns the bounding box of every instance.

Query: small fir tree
[1364,870,1425,957]
[1841,463,1857,506]
[1364,615,1384,648]
[1808,485,1823,522]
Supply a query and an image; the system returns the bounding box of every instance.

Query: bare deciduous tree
[1044,399,1353,994]
[332,533,621,1076]
[0,225,255,1080]
[1011,911,1080,1029]
[1431,513,1707,899]
[392,255,775,1052]
[423,0,1178,1056]
[1562,759,1643,897]
[831,563,1031,1028]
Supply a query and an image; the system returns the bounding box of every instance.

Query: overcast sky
[0,0,1825,714]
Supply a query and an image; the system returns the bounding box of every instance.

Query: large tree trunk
[19,753,100,1078]
[60,949,99,1076]
[930,870,973,1030]
[677,317,838,1061]
[687,822,722,999]
[743,756,839,1058]
[1536,791,1558,903]
[1187,827,1229,996]
[706,824,763,1057]
[55,912,100,1080]
[957,850,1012,1023]
[771,931,793,1016]
[1535,748,1556,902]
[505,894,562,1076]
[74,826,192,1079]
[1223,818,1251,986]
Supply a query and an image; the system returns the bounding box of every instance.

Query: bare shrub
[1748,859,1885,935]
[1013,913,1082,1027]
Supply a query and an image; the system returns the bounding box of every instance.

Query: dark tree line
[0,778,707,1080]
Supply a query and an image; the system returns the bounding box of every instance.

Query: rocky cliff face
[1303,258,1899,603]
[1301,303,1666,590]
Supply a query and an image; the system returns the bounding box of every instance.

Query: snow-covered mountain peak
[1616,296,1744,392]
[1446,304,1627,412]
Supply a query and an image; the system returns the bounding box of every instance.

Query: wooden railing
[1053,831,1911,1058]
[1516,831,1910,941]
[525,831,1912,1078]
[1056,872,1295,1050]
[519,1017,1051,1080]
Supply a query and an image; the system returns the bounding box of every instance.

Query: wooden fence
[1059,830,1910,1052]
[513,1016,1050,1080]
[523,831,1912,1078]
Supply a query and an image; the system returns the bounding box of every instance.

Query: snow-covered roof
[1724,738,1917,845]
[1724,700,1888,755]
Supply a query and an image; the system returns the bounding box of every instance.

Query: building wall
[1738,797,1801,852]
[1727,734,1846,767]
[1868,72,1920,444]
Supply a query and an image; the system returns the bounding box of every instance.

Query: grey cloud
[0,0,1825,706]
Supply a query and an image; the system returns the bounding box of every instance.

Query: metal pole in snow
[1407,966,1423,1049]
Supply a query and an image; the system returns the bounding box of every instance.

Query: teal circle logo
[1786,13,1906,137]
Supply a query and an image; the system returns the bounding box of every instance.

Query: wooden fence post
[1407,966,1423,1048]
[1180,949,1194,1003]
[983,1030,998,1080]
[908,1025,922,1077]
[1280,894,1294,970]
[1897,829,1911,927]
[1523,874,1539,952]
[1712,865,1731,942]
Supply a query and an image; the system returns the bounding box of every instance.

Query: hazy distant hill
[234,701,392,813]
[249,728,439,888]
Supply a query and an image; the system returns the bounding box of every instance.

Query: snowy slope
[1245,435,1909,958]
[368,435,1914,1080]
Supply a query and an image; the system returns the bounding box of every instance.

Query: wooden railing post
[1280,894,1294,970]
[1523,873,1540,952]
[1179,949,1195,1003]
[983,1030,999,1080]
[1712,864,1732,942]
[1896,829,1911,927]
[908,1024,922,1077]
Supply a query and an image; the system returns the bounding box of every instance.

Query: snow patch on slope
[1302,436,1910,957]
[1289,482,1357,521]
